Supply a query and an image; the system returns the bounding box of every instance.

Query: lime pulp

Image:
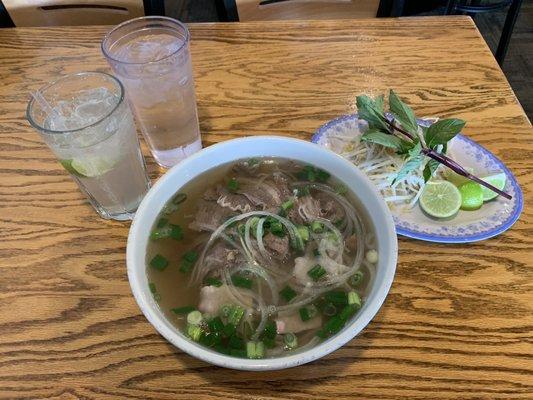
[60,156,118,178]
[481,172,506,201]
[458,181,484,211]
[419,180,462,218]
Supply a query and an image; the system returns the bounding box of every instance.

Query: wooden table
[0,16,531,399]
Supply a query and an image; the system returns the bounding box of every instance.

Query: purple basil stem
[422,148,512,200]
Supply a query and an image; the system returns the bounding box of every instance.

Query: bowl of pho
[127,136,397,370]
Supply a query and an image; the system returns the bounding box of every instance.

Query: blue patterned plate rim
[312,114,523,243]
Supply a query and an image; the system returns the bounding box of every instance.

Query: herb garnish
[356,90,511,199]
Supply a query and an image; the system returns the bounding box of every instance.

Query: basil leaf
[361,129,405,150]
[356,95,389,131]
[392,153,424,184]
[389,90,418,134]
[407,141,422,158]
[424,118,466,148]
[374,94,385,113]
[423,159,440,182]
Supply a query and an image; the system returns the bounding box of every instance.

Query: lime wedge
[419,180,461,218]
[59,159,83,177]
[443,166,474,187]
[480,172,506,202]
[458,182,483,211]
[70,156,117,177]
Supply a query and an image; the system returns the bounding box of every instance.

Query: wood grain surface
[0,16,532,399]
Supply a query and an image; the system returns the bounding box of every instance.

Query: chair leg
[495,0,523,65]
[445,0,457,15]
[390,0,406,17]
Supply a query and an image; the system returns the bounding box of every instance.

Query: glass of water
[101,16,202,168]
[27,72,150,221]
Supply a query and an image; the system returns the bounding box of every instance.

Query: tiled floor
[166,0,532,119]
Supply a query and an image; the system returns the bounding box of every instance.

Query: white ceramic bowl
[127,136,397,371]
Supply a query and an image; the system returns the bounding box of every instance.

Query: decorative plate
[312,114,523,243]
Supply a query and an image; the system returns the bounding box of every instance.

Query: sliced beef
[263,233,290,261]
[198,285,253,315]
[217,187,254,213]
[202,185,221,201]
[276,312,322,334]
[287,196,322,224]
[189,200,235,232]
[270,173,293,199]
[205,241,243,269]
[345,234,357,253]
[316,193,344,222]
[237,177,292,211]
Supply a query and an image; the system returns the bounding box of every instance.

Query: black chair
[444,0,523,65]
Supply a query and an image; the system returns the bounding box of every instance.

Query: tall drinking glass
[101,16,202,168]
[27,72,150,221]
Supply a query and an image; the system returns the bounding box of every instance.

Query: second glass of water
[102,16,202,168]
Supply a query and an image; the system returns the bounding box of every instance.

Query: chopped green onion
[149,254,168,271]
[179,250,199,273]
[280,285,297,302]
[307,264,326,281]
[223,322,236,337]
[335,185,348,195]
[339,304,358,322]
[206,277,223,287]
[249,217,261,238]
[318,315,344,338]
[228,305,245,326]
[183,250,198,263]
[246,341,265,359]
[262,320,277,339]
[148,282,157,294]
[269,220,285,237]
[169,224,184,241]
[230,349,247,358]
[156,218,169,229]
[246,158,260,167]
[215,344,231,355]
[161,203,179,215]
[187,324,203,341]
[281,199,294,211]
[311,220,324,233]
[229,335,245,350]
[263,337,276,349]
[348,291,361,308]
[284,333,298,349]
[296,225,310,242]
[172,193,187,205]
[208,317,225,334]
[324,291,349,306]
[349,271,364,287]
[227,177,239,192]
[171,305,196,315]
[219,304,232,317]
[231,274,253,289]
[299,305,318,322]
[187,310,203,326]
[316,168,330,182]
[179,261,193,273]
[150,227,170,240]
[296,185,310,197]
